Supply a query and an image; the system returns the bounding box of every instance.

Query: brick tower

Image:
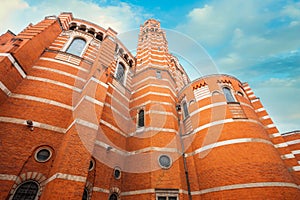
[0,12,300,200]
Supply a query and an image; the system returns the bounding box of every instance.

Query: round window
[114,167,121,179]
[89,160,95,171]
[35,148,51,162]
[158,155,172,169]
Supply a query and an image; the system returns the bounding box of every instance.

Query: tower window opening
[115,63,125,84]
[138,109,145,127]
[66,38,86,57]
[12,181,39,200]
[222,87,236,102]
[156,70,162,79]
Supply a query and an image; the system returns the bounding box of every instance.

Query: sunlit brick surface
[0,13,299,200]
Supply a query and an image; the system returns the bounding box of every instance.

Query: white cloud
[0,0,146,35]
[254,82,300,133]
[0,0,29,34]
[176,1,270,46]
[176,0,300,132]
[176,0,300,70]
[0,0,28,19]
[281,2,300,19]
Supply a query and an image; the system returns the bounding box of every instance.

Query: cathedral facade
[0,12,300,200]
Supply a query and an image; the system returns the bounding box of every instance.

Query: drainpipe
[177,106,192,200]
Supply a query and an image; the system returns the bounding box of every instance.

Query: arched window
[138,109,145,127]
[183,101,189,119]
[69,22,77,30]
[82,188,89,200]
[109,193,118,200]
[156,70,162,79]
[116,63,125,84]
[222,87,235,102]
[88,28,95,35]
[12,181,39,200]
[66,38,86,56]
[96,32,103,41]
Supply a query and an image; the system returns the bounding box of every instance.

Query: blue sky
[1,0,299,133]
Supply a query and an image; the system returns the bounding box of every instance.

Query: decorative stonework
[9,172,47,200]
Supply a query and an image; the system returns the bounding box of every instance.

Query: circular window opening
[114,167,121,179]
[89,160,95,171]
[35,148,51,162]
[158,155,172,169]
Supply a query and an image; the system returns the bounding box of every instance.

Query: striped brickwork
[0,13,299,200]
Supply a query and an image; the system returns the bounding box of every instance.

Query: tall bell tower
[136,19,170,71]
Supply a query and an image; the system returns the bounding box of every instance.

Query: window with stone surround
[222,87,236,102]
[156,189,179,200]
[35,147,52,162]
[66,37,86,56]
[182,101,189,119]
[115,62,125,84]
[12,181,39,200]
[109,193,118,200]
[138,109,145,127]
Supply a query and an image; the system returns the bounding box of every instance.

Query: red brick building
[0,12,300,200]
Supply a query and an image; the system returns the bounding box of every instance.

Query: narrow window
[183,101,189,119]
[115,44,119,52]
[12,181,39,200]
[222,87,235,102]
[66,38,86,56]
[138,109,145,127]
[115,63,125,84]
[129,60,133,68]
[156,70,162,79]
